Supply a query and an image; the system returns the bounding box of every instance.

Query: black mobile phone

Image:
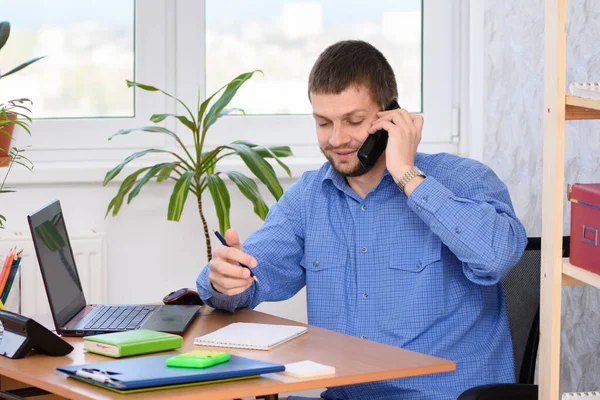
[357,100,401,171]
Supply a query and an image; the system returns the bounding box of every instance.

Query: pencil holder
[2,267,21,314]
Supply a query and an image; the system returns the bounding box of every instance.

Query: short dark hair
[308,40,398,109]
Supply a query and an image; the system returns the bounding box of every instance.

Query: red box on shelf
[569,183,600,274]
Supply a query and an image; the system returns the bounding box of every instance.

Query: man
[197,40,527,400]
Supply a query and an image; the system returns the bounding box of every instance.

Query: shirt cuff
[406,176,454,219]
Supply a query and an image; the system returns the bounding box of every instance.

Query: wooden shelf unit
[540,0,600,399]
[565,95,600,120]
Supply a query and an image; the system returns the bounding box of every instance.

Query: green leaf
[226,171,268,220]
[103,149,175,185]
[203,70,262,133]
[232,141,293,158]
[0,189,15,194]
[157,162,180,182]
[0,213,5,228]
[0,56,46,80]
[110,126,181,142]
[150,113,196,132]
[126,80,160,92]
[232,141,292,177]
[105,167,151,217]
[225,142,283,200]
[0,22,10,51]
[167,171,195,221]
[127,80,196,129]
[127,162,173,204]
[207,174,231,234]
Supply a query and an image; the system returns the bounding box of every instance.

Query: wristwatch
[396,166,426,193]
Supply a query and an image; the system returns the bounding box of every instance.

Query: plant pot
[0,113,17,167]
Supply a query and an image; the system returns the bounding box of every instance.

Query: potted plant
[0,21,45,163]
[104,71,293,260]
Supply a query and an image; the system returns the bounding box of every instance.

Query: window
[4,0,459,182]
[205,0,423,115]
[1,0,168,158]
[197,0,456,155]
[2,0,135,118]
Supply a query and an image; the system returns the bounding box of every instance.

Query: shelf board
[563,260,600,287]
[565,95,600,120]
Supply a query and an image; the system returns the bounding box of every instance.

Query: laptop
[27,200,200,337]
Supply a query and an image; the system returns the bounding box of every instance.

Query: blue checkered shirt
[197,152,527,400]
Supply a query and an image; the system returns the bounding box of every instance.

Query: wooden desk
[0,308,455,400]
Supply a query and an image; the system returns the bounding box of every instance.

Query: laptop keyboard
[83,305,156,331]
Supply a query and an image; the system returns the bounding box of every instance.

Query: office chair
[458,237,570,400]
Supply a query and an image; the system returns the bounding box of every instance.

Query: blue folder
[57,354,285,393]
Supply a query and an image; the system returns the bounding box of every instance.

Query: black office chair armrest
[458,384,538,400]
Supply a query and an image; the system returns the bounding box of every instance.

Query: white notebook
[193,322,308,350]
[563,392,600,399]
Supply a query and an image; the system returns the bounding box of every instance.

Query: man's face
[310,86,380,177]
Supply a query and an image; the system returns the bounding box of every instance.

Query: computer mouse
[163,288,204,306]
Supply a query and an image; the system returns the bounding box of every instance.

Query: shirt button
[422,195,428,203]
[313,261,319,267]
[416,206,422,211]
[362,293,368,299]
[361,204,367,211]
[455,227,462,234]
[416,261,422,268]
[361,247,367,253]
[361,335,367,339]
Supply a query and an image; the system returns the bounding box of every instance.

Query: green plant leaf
[232,141,292,177]
[125,81,161,92]
[0,22,10,51]
[167,171,195,221]
[127,162,173,204]
[127,80,196,129]
[226,171,269,220]
[150,113,196,132]
[0,56,46,80]
[0,189,15,194]
[207,174,231,234]
[225,142,283,200]
[203,70,262,133]
[105,167,151,217]
[110,126,179,141]
[157,162,180,182]
[103,149,176,185]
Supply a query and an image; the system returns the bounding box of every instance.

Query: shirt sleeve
[406,162,527,285]
[196,175,307,312]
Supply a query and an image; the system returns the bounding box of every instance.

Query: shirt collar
[321,153,426,192]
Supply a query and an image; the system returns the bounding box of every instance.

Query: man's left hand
[368,108,424,182]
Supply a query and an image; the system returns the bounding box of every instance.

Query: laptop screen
[28,200,86,328]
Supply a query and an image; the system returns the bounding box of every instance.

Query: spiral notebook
[194,322,308,350]
[563,392,600,399]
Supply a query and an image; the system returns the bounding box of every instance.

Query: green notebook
[83,329,182,358]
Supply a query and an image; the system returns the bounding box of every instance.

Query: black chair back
[500,236,570,384]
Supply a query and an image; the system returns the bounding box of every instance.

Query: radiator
[0,231,107,317]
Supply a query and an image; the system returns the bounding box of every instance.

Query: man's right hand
[208,229,258,296]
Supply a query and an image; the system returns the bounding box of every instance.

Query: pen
[212,230,259,282]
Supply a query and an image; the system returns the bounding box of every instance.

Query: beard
[320,147,369,177]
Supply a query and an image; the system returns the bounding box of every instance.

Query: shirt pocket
[387,233,442,272]
[382,234,446,341]
[301,241,349,326]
